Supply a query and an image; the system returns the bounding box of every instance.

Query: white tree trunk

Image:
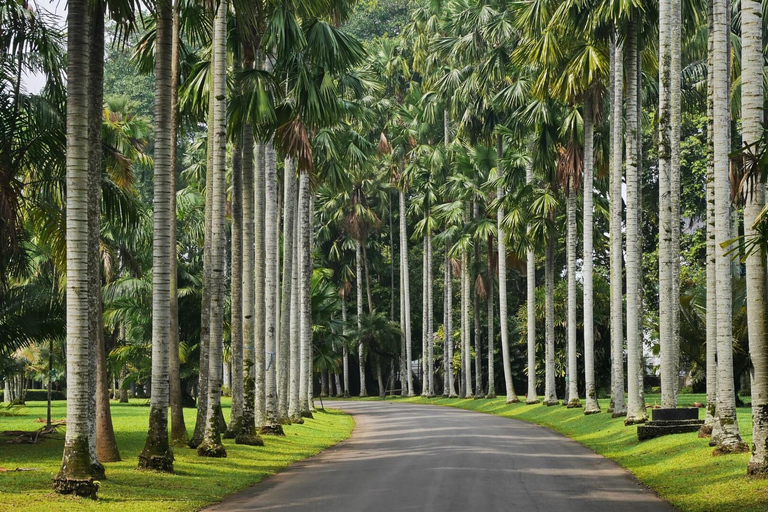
[277,158,297,423]
[288,198,301,421]
[298,172,313,417]
[525,160,538,405]
[544,230,558,406]
[399,188,414,396]
[254,134,266,428]
[427,230,435,396]
[566,188,581,408]
[583,94,599,414]
[357,241,367,397]
[712,0,746,452]
[342,295,351,397]
[610,35,627,417]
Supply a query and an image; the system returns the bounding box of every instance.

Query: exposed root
[235,433,264,446]
[259,424,285,436]
[52,477,98,499]
[713,442,749,456]
[197,440,227,458]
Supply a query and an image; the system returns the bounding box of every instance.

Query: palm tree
[137,0,175,470]
[277,157,297,424]
[710,0,746,454]
[298,170,314,416]
[54,0,99,497]
[525,158,539,405]
[197,0,227,458]
[740,0,768,473]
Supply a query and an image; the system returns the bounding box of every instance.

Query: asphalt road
[207,401,676,512]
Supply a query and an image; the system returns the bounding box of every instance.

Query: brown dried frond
[556,139,583,196]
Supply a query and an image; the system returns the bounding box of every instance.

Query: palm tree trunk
[138,0,175,469]
[402,255,409,396]
[624,17,646,425]
[711,0,747,453]
[703,0,718,432]
[497,136,519,403]
[263,131,280,429]
[169,0,187,446]
[226,124,244,438]
[197,0,227,457]
[357,241,368,397]
[288,214,302,421]
[426,228,435,396]
[277,158,297,424]
[238,63,260,444]
[254,132,266,428]
[742,0,768,472]
[462,215,473,398]
[342,294,351,397]
[298,172,314,417]
[566,187,581,408]
[609,34,627,417]
[473,203,482,398]
[399,187,414,396]
[583,93,599,415]
[422,236,428,396]
[544,225,558,406]
[89,4,119,465]
[525,162,539,405]
[669,0,682,402]
[486,237,495,398]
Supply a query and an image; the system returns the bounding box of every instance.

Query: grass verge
[0,398,354,511]
[328,393,766,512]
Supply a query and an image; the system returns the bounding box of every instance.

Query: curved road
[208,401,675,511]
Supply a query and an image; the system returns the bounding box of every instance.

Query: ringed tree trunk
[422,236,428,396]
[624,17,647,425]
[525,161,539,405]
[702,0,718,435]
[288,216,302,422]
[277,158,297,424]
[89,5,120,464]
[461,218,472,398]
[711,0,747,454]
[582,92,600,415]
[169,0,188,446]
[298,171,314,418]
[356,241,367,397]
[399,187,414,396]
[446,247,456,397]
[543,223,558,406]
[237,82,261,445]
[225,125,244,438]
[609,34,627,417]
[197,0,227,458]
[253,55,267,429]
[426,227,435,396]
[342,294,351,398]
[473,203,482,398]
[566,186,581,408]
[497,136,519,403]
[138,0,174,470]
[486,236,495,399]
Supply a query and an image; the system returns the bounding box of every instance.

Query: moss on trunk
[138,407,174,472]
[54,435,99,499]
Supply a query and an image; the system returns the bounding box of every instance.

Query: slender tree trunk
[609,34,627,417]
[399,188,414,395]
[669,0,682,401]
[198,0,227,457]
[288,214,302,421]
[583,93,599,414]
[473,203,482,398]
[277,159,297,424]
[169,0,187,446]
[357,241,367,396]
[624,17,646,425]
[263,126,280,429]
[711,0,747,453]
[89,5,119,464]
[342,295,351,397]
[254,132,266,428]
[486,236,495,398]
[422,236,428,396]
[138,0,174,470]
[462,213,473,399]
[544,225,558,406]
[497,136,519,403]
[298,172,314,417]
[426,228,435,396]
[226,121,244,438]
[525,162,538,405]
[702,0,718,434]
[565,186,581,408]
[446,247,456,397]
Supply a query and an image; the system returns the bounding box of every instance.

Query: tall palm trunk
[566,186,581,408]
[702,0,718,435]
[288,216,302,421]
[298,172,314,417]
[237,67,261,444]
[543,224,558,406]
[711,0,747,454]
[446,247,456,397]
[497,136,519,403]
[226,126,244,438]
[357,241,367,396]
[624,18,646,425]
[669,0,682,400]
[89,4,119,464]
[486,236,495,398]
[197,0,227,457]
[473,203,482,398]
[342,294,351,397]
[399,187,414,396]
[462,215,473,398]
[525,162,539,405]
[169,0,187,446]
[263,129,280,429]
[609,34,627,417]
[422,236,428,395]
[278,159,297,423]
[426,229,435,396]
[743,0,768,472]
[583,93,599,414]
[443,249,450,397]
[254,133,266,428]
[139,0,175,469]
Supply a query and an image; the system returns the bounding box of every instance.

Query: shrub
[0,389,66,402]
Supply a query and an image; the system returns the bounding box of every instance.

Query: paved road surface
[207,401,676,511]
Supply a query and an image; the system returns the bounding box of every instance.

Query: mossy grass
[0,397,353,511]
[326,393,766,512]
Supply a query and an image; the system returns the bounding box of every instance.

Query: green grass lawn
[0,398,354,511]
[328,393,766,512]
